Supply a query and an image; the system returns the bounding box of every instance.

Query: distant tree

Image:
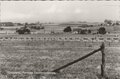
[16,23,31,34]
[81,24,88,28]
[0,68,7,75]
[104,19,112,25]
[116,22,120,25]
[63,26,72,32]
[16,29,30,34]
[24,23,28,29]
[41,26,44,29]
[98,27,106,34]
[88,29,91,34]
[0,28,3,30]
[80,29,87,34]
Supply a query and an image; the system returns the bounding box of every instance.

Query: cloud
[74,9,82,13]
[46,5,63,13]
[1,11,32,21]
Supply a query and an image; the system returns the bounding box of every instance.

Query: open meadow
[0,39,120,79]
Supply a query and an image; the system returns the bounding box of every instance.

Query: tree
[16,23,31,34]
[115,21,120,25]
[16,28,30,34]
[80,29,87,34]
[63,26,72,32]
[98,27,106,34]
[0,68,7,75]
[104,19,112,25]
[88,29,91,34]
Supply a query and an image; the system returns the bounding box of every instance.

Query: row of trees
[16,23,106,35]
[30,26,44,30]
[63,26,106,34]
[16,26,106,35]
[104,19,120,26]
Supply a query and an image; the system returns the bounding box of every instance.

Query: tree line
[63,26,106,35]
[16,24,106,35]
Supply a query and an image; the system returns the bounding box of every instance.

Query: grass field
[0,39,120,79]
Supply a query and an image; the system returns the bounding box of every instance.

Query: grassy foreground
[0,40,120,79]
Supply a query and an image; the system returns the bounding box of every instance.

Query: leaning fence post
[100,42,105,79]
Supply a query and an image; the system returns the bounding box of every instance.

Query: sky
[0,1,120,23]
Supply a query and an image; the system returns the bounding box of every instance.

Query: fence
[0,36,119,43]
[1,43,106,79]
[52,42,105,79]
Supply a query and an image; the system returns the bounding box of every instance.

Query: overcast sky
[0,1,120,23]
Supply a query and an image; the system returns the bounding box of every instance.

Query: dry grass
[0,40,120,79]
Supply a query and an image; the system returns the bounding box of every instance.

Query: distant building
[0,22,14,26]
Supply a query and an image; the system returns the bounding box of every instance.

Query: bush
[16,28,31,34]
[63,26,72,32]
[98,27,106,34]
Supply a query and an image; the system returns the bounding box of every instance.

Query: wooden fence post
[101,42,105,79]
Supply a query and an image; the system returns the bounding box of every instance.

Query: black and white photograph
[0,1,120,79]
